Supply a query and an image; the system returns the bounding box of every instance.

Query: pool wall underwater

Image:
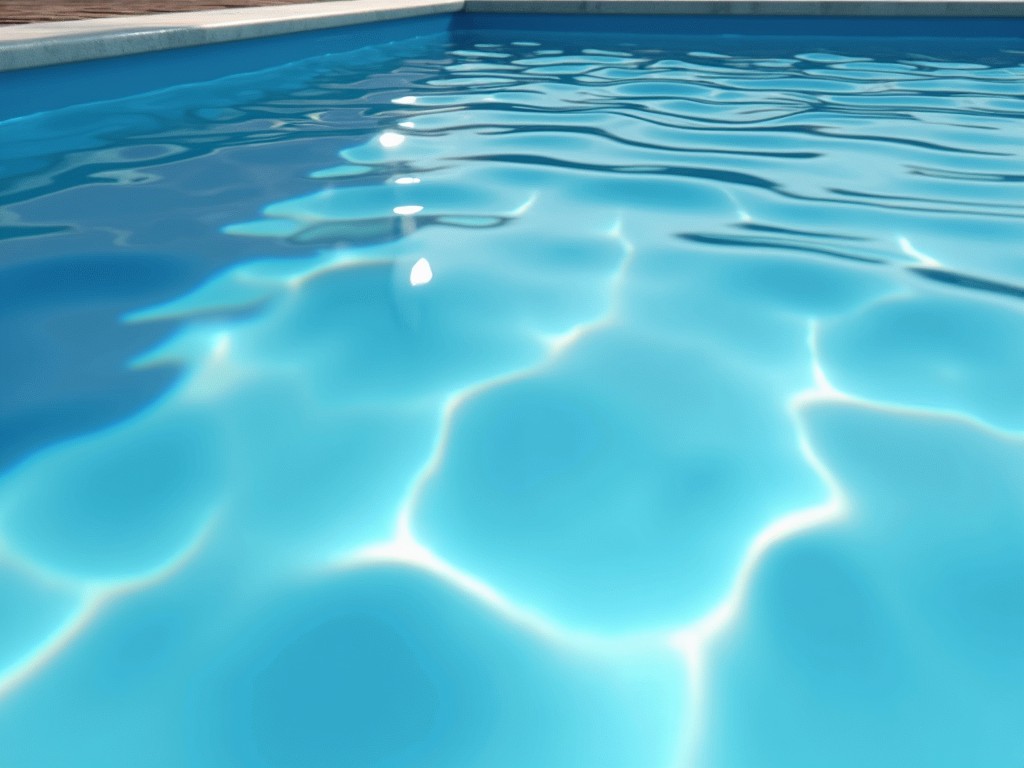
[1,3,1023,768]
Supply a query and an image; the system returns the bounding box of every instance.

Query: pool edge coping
[1,0,1022,73]
[0,0,463,72]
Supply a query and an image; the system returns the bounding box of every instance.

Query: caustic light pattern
[0,27,1022,768]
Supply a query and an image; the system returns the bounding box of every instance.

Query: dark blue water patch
[0,50,436,470]
[452,152,782,191]
[0,225,71,241]
[0,72,433,210]
[0,14,455,122]
[678,232,884,265]
[0,136,355,474]
[0,251,191,472]
[0,210,320,472]
[435,118,821,160]
[740,222,868,242]
[909,265,1024,302]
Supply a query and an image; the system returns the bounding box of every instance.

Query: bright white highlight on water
[392,95,417,105]
[409,258,433,286]
[378,131,406,148]
[394,177,421,185]
[335,534,567,644]
[898,236,940,266]
[393,205,423,216]
[210,332,231,363]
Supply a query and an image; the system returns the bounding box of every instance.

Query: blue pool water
[1,15,1023,767]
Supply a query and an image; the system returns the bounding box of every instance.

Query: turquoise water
[1,21,1023,767]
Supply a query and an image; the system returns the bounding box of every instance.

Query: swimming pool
[1,9,1022,766]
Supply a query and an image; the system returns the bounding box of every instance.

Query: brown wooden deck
[0,0,329,25]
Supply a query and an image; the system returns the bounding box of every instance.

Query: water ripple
[0,26,1021,768]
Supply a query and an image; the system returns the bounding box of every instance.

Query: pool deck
[0,0,1021,73]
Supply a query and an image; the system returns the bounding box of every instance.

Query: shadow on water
[0,44,452,473]
[910,266,1024,302]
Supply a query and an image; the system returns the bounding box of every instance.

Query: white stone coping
[0,0,1020,73]
[0,0,462,72]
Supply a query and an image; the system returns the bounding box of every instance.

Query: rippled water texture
[1,22,1023,767]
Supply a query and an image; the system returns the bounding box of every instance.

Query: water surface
[1,25,1022,767]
